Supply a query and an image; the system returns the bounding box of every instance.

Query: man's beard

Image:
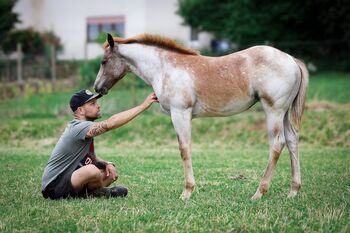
[86,114,101,121]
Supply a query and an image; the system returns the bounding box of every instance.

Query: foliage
[177,0,350,70]
[79,57,102,87]
[0,0,19,47]
[2,28,64,56]
[41,30,63,52]
[2,28,44,55]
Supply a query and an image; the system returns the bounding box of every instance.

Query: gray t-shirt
[41,119,94,190]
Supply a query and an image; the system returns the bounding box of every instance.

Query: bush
[79,57,101,87]
[2,28,44,56]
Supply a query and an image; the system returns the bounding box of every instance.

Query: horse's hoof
[180,190,192,201]
[251,192,263,200]
[287,190,298,198]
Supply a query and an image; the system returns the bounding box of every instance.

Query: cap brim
[85,93,102,103]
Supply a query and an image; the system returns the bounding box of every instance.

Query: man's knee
[83,164,102,180]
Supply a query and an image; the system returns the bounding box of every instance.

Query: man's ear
[107,33,114,48]
[77,106,85,115]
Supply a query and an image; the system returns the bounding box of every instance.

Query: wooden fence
[0,43,82,98]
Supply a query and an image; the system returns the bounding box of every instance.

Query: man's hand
[142,92,159,109]
[105,164,118,181]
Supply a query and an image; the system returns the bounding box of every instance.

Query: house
[14,0,213,60]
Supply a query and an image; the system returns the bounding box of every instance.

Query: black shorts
[42,171,88,200]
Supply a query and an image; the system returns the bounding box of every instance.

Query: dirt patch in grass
[306,101,350,111]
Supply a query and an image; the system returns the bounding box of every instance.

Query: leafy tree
[2,29,44,55]
[0,0,19,47]
[178,0,350,69]
[41,30,63,51]
[2,29,63,56]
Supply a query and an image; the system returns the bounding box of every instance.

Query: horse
[94,33,308,200]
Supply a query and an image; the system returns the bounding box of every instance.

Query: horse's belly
[192,97,256,117]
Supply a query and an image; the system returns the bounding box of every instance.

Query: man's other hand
[105,164,118,181]
[142,92,159,109]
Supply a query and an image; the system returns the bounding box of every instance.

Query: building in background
[14,0,212,60]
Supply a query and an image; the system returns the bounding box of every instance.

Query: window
[88,24,99,42]
[190,27,199,41]
[87,16,125,42]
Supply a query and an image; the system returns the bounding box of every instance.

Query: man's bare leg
[71,164,106,191]
[71,164,126,197]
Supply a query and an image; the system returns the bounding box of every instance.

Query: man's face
[79,99,101,121]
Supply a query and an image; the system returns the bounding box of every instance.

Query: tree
[2,29,44,56]
[178,0,350,69]
[2,29,63,56]
[0,0,19,47]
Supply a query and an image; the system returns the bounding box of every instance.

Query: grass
[0,72,349,232]
[0,147,349,232]
[307,72,350,104]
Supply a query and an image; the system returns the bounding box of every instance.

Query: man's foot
[110,186,128,197]
[88,186,128,198]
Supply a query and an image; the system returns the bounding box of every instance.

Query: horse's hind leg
[283,112,301,198]
[251,107,286,200]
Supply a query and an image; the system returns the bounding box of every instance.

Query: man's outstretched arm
[86,92,158,138]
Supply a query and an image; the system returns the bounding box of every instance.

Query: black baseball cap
[69,89,102,112]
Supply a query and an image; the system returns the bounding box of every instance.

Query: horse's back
[190,46,300,116]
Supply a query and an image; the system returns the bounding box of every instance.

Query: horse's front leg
[170,107,195,200]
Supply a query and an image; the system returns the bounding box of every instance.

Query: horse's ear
[107,33,114,48]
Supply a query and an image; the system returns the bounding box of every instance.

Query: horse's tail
[291,58,309,131]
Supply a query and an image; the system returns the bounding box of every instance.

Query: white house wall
[14,0,212,60]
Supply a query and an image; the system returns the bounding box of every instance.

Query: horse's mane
[103,34,199,55]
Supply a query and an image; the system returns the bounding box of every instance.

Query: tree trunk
[17,43,24,94]
[51,45,56,91]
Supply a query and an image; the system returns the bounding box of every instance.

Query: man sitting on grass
[41,89,158,199]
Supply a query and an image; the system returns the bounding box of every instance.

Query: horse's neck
[119,44,163,86]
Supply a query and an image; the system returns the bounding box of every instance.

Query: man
[42,89,158,199]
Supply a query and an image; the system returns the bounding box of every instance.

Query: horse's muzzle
[95,86,109,95]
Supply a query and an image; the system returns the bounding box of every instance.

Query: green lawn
[0,72,349,232]
[0,147,349,232]
[307,72,350,104]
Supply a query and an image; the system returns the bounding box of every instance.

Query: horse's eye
[101,60,107,65]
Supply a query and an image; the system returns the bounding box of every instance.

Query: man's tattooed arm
[85,93,158,139]
[86,121,109,138]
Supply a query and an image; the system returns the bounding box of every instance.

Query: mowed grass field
[0,72,349,232]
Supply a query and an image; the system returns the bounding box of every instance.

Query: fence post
[51,45,56,91]
[17,43,24,93]
[131,75,137,106]
[5,56,10,82]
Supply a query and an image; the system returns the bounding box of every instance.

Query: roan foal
[94,33,308,200]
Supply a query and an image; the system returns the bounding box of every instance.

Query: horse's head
[94,33,128,95]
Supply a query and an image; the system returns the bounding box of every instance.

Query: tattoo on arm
[86,121,109,138]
